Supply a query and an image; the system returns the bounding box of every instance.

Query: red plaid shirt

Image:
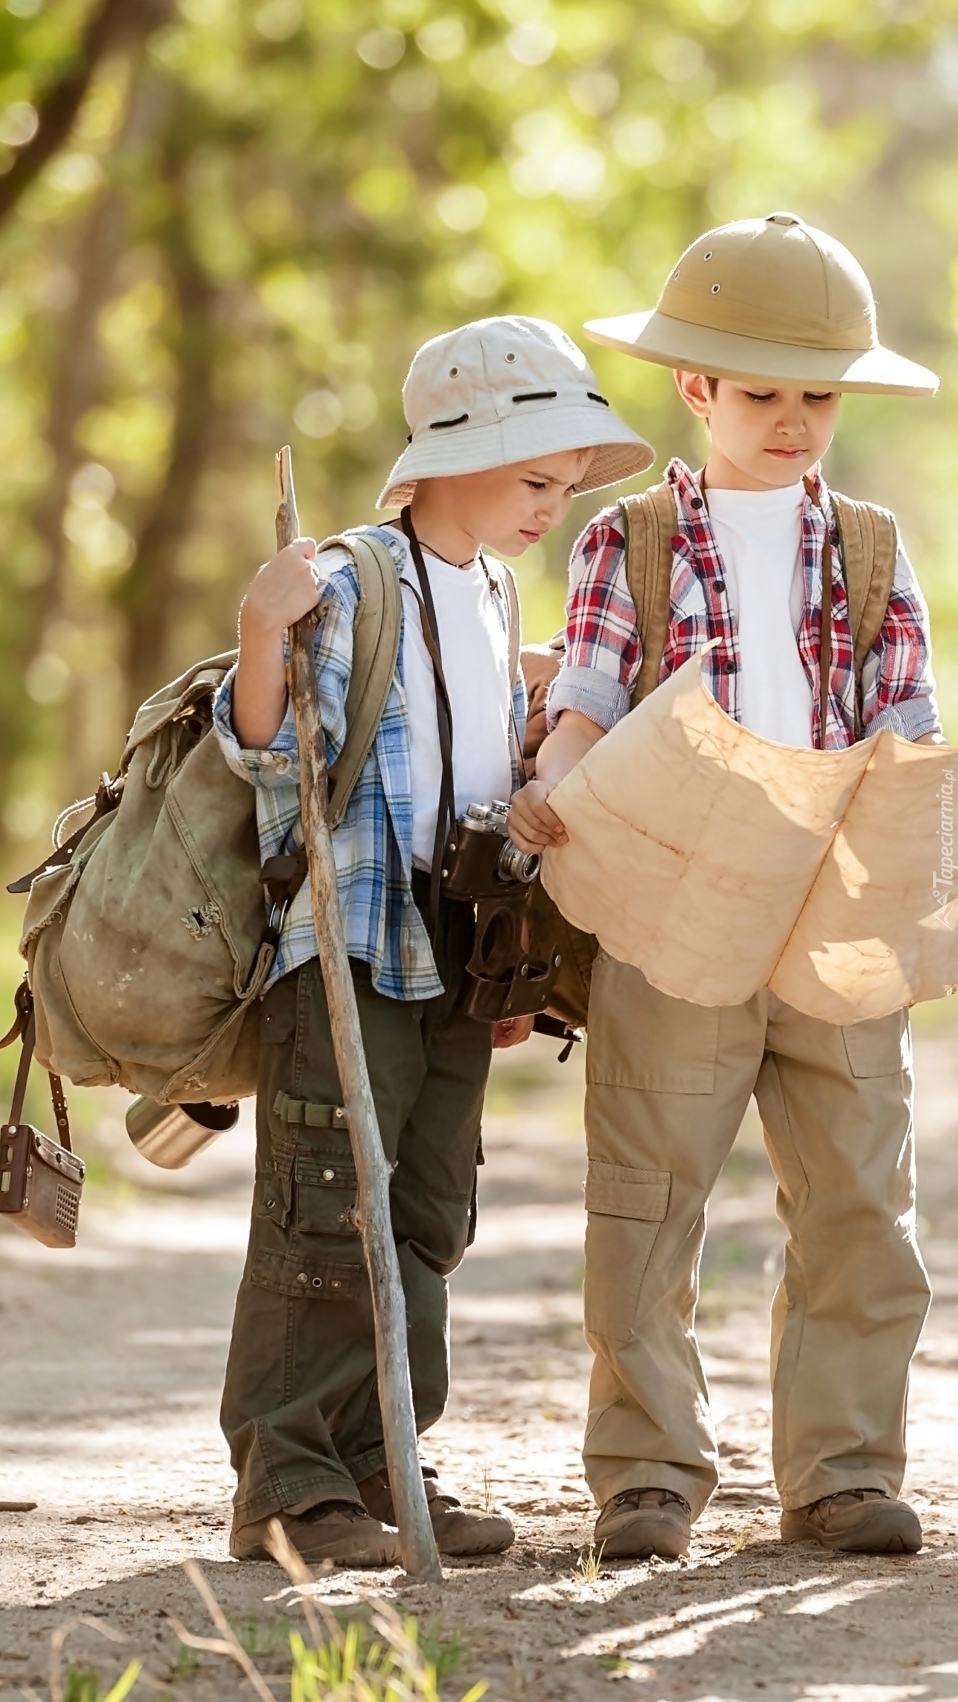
[549,458,940,750]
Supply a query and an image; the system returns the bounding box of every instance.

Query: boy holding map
[510,213,944,1559]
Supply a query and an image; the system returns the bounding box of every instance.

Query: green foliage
[62,1659,142,1702]
[417,1619,467,1680]
[231,1611,295,1660]
[167,1643,201,1684]
[2,0,958,885]
[63,1664,102,1702]
[576,1538,605,1581]
[287,1615,484,1702]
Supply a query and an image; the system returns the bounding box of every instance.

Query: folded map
[541,651,958,1024]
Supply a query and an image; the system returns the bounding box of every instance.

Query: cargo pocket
[588,954,719,1094]
[583,1159,670,1344]
[295,1145,360,1237]
[842,1010,909,1079]
[272,1096,359,1239]
[249,1249,364,1299]
[255,1163,293,1230]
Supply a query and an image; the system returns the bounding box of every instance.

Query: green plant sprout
[576,1539,606,1582]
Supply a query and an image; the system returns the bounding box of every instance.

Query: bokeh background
[3,0,958,883]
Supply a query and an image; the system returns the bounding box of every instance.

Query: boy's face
[416,448,595,556]
[674,372,841,492]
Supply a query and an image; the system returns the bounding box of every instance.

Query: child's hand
[493,1014,535,1048]
[508,780,569,852]
[240,539,330,636]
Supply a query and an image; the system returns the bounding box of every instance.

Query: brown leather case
[0,981,83,1249]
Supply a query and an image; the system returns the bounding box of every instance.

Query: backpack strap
[320,530,403,830]
[829,491,899,737]
[618,481,678,707]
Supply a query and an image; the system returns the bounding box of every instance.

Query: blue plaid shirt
[213,525,526,1002]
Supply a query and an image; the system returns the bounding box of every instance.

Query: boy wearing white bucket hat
[510,214,943,1560]
[213,315,653,1567]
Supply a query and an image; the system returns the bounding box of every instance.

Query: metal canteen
[125,1097,239,1170]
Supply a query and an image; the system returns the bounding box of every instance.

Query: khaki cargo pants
[583,953,930,1520]
[220,879,492,1529]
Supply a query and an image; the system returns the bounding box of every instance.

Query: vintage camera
[0,1121,85,1249]
[441,800,540,900]
[439,802,562,1023]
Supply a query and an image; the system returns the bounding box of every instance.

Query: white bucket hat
[376,315,655,509]
[585,212,939,396]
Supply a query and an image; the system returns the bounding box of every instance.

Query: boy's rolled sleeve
[212,558,359,786]
[548,665,629,732]
[860,544,943,743]
[213,668,301,786]
[547,507,643,733]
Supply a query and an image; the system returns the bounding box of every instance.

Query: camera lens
[496,838,541,884]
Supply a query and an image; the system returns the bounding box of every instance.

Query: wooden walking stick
[276,445,441,1582]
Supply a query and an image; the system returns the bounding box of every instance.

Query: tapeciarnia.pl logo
[933,767,955,926]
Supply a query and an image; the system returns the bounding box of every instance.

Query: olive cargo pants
[582,954,930,1520]
[220,884,492,1528]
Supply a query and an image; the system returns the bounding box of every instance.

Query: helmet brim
[584,309,939,397]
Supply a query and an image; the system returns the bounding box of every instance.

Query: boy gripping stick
[510,214,943,1560]
[213,316,653,1567]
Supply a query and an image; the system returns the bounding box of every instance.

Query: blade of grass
[264,1517,339,1651]
[181,1560,276,1702]
[50,1616,130,1702]
[99,1661,142,1702]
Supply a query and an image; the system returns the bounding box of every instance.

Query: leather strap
[8,1008,35,1128]
[48,1070,72,1152]
[0,980,73,1149]
[400,506,457,938]
[7,775,120,895]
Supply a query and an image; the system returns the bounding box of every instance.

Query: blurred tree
[0,0,170,225]
[1,0,958,876]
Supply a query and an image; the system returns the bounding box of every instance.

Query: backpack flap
[122,650,239,760]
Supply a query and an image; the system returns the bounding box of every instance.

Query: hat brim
[584,309,939,396]
[376,404,655,509]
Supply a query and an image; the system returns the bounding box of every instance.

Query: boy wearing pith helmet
[510,214,943,1559]
[213,315,653,1568]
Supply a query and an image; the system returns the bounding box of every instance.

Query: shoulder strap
[618,481,677,707]
[320,530,403,831]
[497,559,522,688]
[479,553,525,781]
[829,491,899,677]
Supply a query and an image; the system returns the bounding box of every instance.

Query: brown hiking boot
[357,1466,515,1556]
[230,1499,401,1567]
[781,1489,922,1554]
[594,1488,691,1560]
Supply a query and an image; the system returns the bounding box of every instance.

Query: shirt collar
[665,456,831,530]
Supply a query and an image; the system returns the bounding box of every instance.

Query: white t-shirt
[396,540,513,868]
[705,482,813,749]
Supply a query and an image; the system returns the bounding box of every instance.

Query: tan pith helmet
[585,211,938,396]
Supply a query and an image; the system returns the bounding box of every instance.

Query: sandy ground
[2,1012,958,1701]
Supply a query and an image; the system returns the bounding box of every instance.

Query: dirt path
[2,1013,958,1701]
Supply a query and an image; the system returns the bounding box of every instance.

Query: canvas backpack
[12,531,404,1106]
[521,480,901,1031]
